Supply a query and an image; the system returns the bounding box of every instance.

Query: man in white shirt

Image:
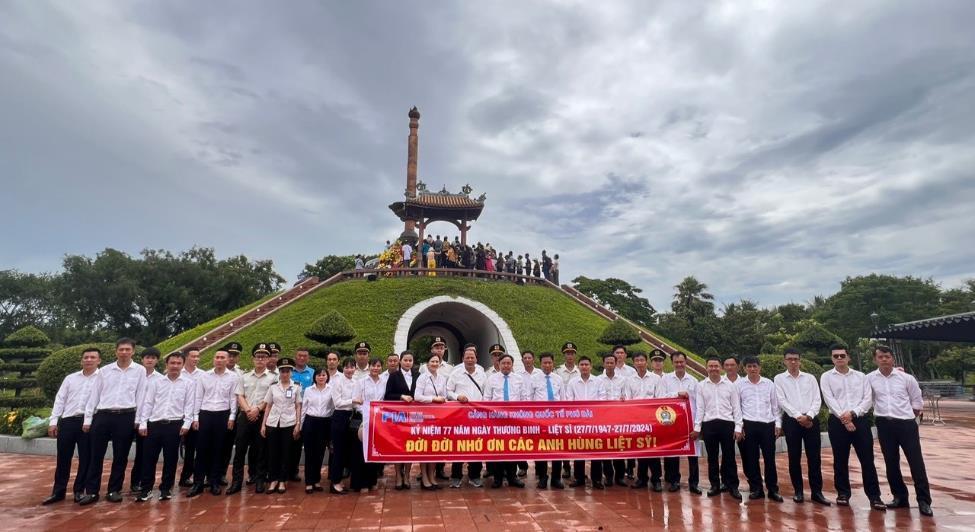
[566,356,602,488]
[228,344,276,495]
[868,345,932,516]
[555,342,580,480]
[691,357,743,500]
[220,342,245,484]
[79,338,147,505]
[134,352,195,502]
[401,242,413,269]
[737,356,784,502]
[626,352,663,491]
[597,353,628,486]
[611,345,638,481]
[529,353,565,489]
[178,347,204,487]
[446,344,487,488]
[821,344,884,510]
[130,347,163,495]
[188,349,238,497]
[420,336,455,378]
[644,349,668,491]
[512,350,539,477]
[660,351,701,494]
[353,342,371,381]
[43,347,100,505]
[774,348,830,506]
[483,352,527,488]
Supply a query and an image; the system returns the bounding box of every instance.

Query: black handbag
[348,411,363,433]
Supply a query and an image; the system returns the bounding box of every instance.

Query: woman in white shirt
[260,357,301,494]
[350,358,387,492]
[328,358,357,494]
[415,354,447,490]
[301,368,333,494]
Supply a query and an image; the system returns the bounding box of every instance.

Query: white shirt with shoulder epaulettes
[556,363,580,386]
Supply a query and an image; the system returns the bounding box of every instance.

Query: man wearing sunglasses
[820,344,885,511]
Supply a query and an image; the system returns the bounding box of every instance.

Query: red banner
[362,399,695,463]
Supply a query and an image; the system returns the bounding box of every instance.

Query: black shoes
[491,481,503,489]
[886,498,909,509]
[77,493,99,505]
[536,477,548,490]
[592,481,605,489]
[178,478,193,488]
[651,482,663,492]
[749,490,765,500]
[159,489,173,501]
[42,493,65,505]
[869,499,886,511]
[226,481,242,495]
[209,484,222,496]
[768,492,784,503]
[631,480,648,489]
[668,482,680,492]
[129,485,141,494]
[793,492,805,503]
[255,480,266,494]
[329,485,347,495]
[509,479,525,488]
[706,488,722,497]
[919,502,934,516]
[728,488,742,500]
[836,495,849,506]
[568,480,585,488]
[551,480,565,490]
[689,485,703,495]
[134,491,152,502]
[811,492,832,506]
[106,491,123,503]
[186,484,204,497]
[73,493,83,503]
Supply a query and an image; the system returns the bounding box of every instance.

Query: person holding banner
[626,352,663,490]
[483,348,527,488]
[598,353,628,487]
[446,344,487,488]
[328,358,358,494]
[415,353,449,489]
[352,358,387,492]
[567,356,602,489]
[556,342,580,480]
[385,351,418,490]
[661,351,701,494]
[529,352,565,489]
[691,356,743,500]
[643,349,668,491]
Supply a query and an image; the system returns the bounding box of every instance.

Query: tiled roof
[405,193,483,209]
[876,311,975,342]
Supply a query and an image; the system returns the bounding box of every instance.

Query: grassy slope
[197,277,678,368]
[155,292,281,355]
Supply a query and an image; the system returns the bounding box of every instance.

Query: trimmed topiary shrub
[37,343,119,402]
[305,310,357,346]
[3,325,50,347]
[0,325,53,403]
[597,319,641,347]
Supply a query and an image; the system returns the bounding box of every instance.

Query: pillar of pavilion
[389,107,485,245]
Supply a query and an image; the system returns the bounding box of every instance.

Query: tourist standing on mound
[400,241,412,269]
[552,254,560,284]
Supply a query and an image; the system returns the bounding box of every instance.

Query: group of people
[42,337,933,517]
[391,236,560,284]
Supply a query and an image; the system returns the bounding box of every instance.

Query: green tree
[704,346,719,358]
[597,319,641,347]
[718,299,771,356]
[672,276,715,326]
[927,346,974,381]
[305,310,357,347]
[301,255,359,281]
[792,320,845,365]
[571,276,656,328]
[0,270,60,339]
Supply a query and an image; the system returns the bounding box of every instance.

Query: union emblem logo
[655,406,677,426]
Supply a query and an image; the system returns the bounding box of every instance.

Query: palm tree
[672,276,715,325]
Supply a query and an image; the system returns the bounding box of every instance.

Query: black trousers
[220,423,236,481]
[782,415,823,494]
[141,420,182,492]
[741,420,778,493]
[179,427,198,483]
[876,417,931,504]
[265,425,296,483]
[290,431,303,478]
[626,458,635,477]
[828,415,881,499]
[130,432,145,489]
[85,410,136,495]
[572,460,590,482]
[593,459,626,482]
[702,419,739,490]
[535,460,562,484]
[194,410,230,487]
[664,456,699,487]
[450,461,483,480]
[232,411,266,483]
[490,462,518,483]
[303,415,329,486]
[329,411,352,484]
[636,458,662,483]
[52,416,90,496]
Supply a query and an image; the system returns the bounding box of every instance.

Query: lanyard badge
[286,387,293,399]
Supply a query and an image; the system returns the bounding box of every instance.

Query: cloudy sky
[2,1,973,312]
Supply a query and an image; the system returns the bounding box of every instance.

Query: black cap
[561,342,577,353]
[650,349,666,361]
[277,357,296,370]
[431,336,446,347]
[489,344,505,355]
[141,347,161,359]
[252,343,270,356]
[267,342,281,354]
[355,341,371,352]
[223,342,243,354]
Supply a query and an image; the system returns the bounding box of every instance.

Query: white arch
[393,295,520,356]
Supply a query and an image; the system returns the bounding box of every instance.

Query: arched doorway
[393,296,520,367]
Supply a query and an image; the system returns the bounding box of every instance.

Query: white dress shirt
[420,361,454,377]
[263,381,301,427]
[331,374,357,411]
[615,364,637,379]
[194,369,239,421]
[182,366,204,383]
[447,365,486,401]
[401,368,414,390]
[50,369,99,427]
[84,361,148,425]
[356,375,388,412]
[599,371,628,401]
[139,373,196,430]
[774,371,822,419]
[694,377,743,432]
[867,369,923,420]
[660,372,699,414]
[626,371,662,400]
[415,372,448,403]
[529,371,565,401]
[556,363,580,386]
[353,364,371,381]
[736,376,781,427]
[483,371,528,401]
[565,375,602,400]
[301,383,335,427]
[820,367,873,418]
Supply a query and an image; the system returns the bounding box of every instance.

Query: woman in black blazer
[385,351,418,489]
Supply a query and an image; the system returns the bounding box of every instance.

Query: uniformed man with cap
[225,342,245,377]
[267,342,282,375]
[218,342,244,486]
[353,342,371,381]
[555,342,580,479]
[644,349,668,490]
[420,336,455,377]
[227,343,276,495]
[485,344,504,377]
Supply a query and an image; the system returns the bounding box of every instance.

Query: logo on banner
[655,406,677,426]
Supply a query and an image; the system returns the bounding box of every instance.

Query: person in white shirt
[353,342,371,381]
[329,358,358,494]
[419,336,455,378]
[401,242,413,268]
[260,357,301,494]
[483,352,527,488]
[352,357,387,492]
[446,345,487,488]
[415,353,449,490]
[821,344,884,510]
[626,352,663,490]
[737,356,784,502]
[228,344,276,495]
[79,338,147,505]
[691,357,743,500]
[130,347,163,495]
[512,350,539,477]
[529,353,565,489]
[566,356,602,488]
[598,353,628,486]
[613,345,637,379]
[660,351,701,494]
[555,342,580,481]
[179,347,205,488]
[301,368,334,493]
[774,348,829,506]
[381,352,399,389]
[188,349,238,497]
[43,347,101,505]
[134,352,195,502]
[644,349,668,491]
[867,345,932,516]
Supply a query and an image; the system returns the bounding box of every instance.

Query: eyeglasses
[831,354,847,359]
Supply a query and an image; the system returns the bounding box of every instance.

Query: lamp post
[866,311,880,372]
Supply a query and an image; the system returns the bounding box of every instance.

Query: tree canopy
[572,276,656,327]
